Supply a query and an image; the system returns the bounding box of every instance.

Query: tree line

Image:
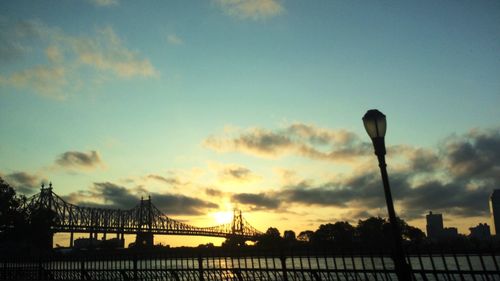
[0,177,55,254]
[2,176,496,253]
[220,217,426,251]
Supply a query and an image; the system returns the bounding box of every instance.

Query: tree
[0,178,29,251]
[356,217,390,247]
[256,227,283,249]
[297,230,314,242]
[283,230,297,248]
[0,178,23,228]
[312,222,355,247]
[400,221,426,243]
[222,235,247,248]
[265,227,281,238]
[283,230,296,242]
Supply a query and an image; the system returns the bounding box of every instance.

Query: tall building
[490,190,500,235]
[426,211,444,240]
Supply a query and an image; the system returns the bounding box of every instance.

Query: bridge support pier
[135,232,154,248]
[70,232,74,248]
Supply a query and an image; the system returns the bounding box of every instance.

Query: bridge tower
[135,196,154,247]
[224,209,247,246]
[31,183,56,250]
[231,209,244,235]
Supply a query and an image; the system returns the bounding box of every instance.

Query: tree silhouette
[283,230,296,241]
[312,221,355,247]
[356,217,391,247]
[256,227,283,249]
[222,235,247,248]
[400,219,425,244]
[297,230,314,242]
[0,177,29,251]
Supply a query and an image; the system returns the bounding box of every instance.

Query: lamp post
[362,109,412,281]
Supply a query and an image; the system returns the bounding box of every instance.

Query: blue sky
[1,0,499,246]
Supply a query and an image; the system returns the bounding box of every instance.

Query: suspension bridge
[24,183,263,248]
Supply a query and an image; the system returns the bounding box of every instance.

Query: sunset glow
[1,0,499,247]
[213,211,234,225]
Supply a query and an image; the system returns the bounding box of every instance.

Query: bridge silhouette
[25,183,263,248]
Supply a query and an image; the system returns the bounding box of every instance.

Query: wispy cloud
[88,0,119,7]
[215,0,284,20]
[211,163,261,183]
[0,19,158,99]
[204,123,372,162]
[167,34,184,45]
[0,64,68,100]
[55,150,103,170]
[68,26,158,78]
[146,174,181,186]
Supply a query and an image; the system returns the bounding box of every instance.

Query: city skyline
[1,0,499,246]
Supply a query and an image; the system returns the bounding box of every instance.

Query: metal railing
[1,248,499,280]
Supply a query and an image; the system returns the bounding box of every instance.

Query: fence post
[80,260,85,280]
[280,254,288,281]
[133,254,138,281]
[198,255,204,281]
[38,256,43,281]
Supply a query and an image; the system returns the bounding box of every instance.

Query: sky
[1,0,499,247]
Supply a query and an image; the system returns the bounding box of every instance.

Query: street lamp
[363,109,412,281]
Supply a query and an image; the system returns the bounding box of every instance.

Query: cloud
[63,182,218,215]
[146,174,180,186]
[217,164,260,183]
[226,127,500,220]
[206,188,224,197]
[1,64,68,99]
[93,182,138,208]
[167,34,183,45]
[4,171,42,194]
[0,19,37,62]
[401,180,491,219]
[71,26,158,78]
[149,193,219,215]
[88,0,118,7]
[445,129,500,182]
[231,192,281,210]
[0,19,158,99]
[405,147,441,173]
[55,150,103,169]
[204,123,371,162]
[275,173,394,210]
[215,0,284,20]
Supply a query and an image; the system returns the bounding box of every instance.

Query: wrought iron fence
[1,248,499,281]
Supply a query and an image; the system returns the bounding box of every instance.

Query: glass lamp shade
[363,109,386,139]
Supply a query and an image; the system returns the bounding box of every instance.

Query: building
[441,227,459,239]
[469,223,491,240]
[490,190,500,236]
[426,211,444,240]
[73,237,124,249]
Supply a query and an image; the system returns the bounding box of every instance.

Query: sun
[213,211,233,224]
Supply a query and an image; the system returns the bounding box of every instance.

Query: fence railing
[1,248,499,281]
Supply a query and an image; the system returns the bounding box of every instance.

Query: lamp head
[363,109,386,139]
[363,109,387,156]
